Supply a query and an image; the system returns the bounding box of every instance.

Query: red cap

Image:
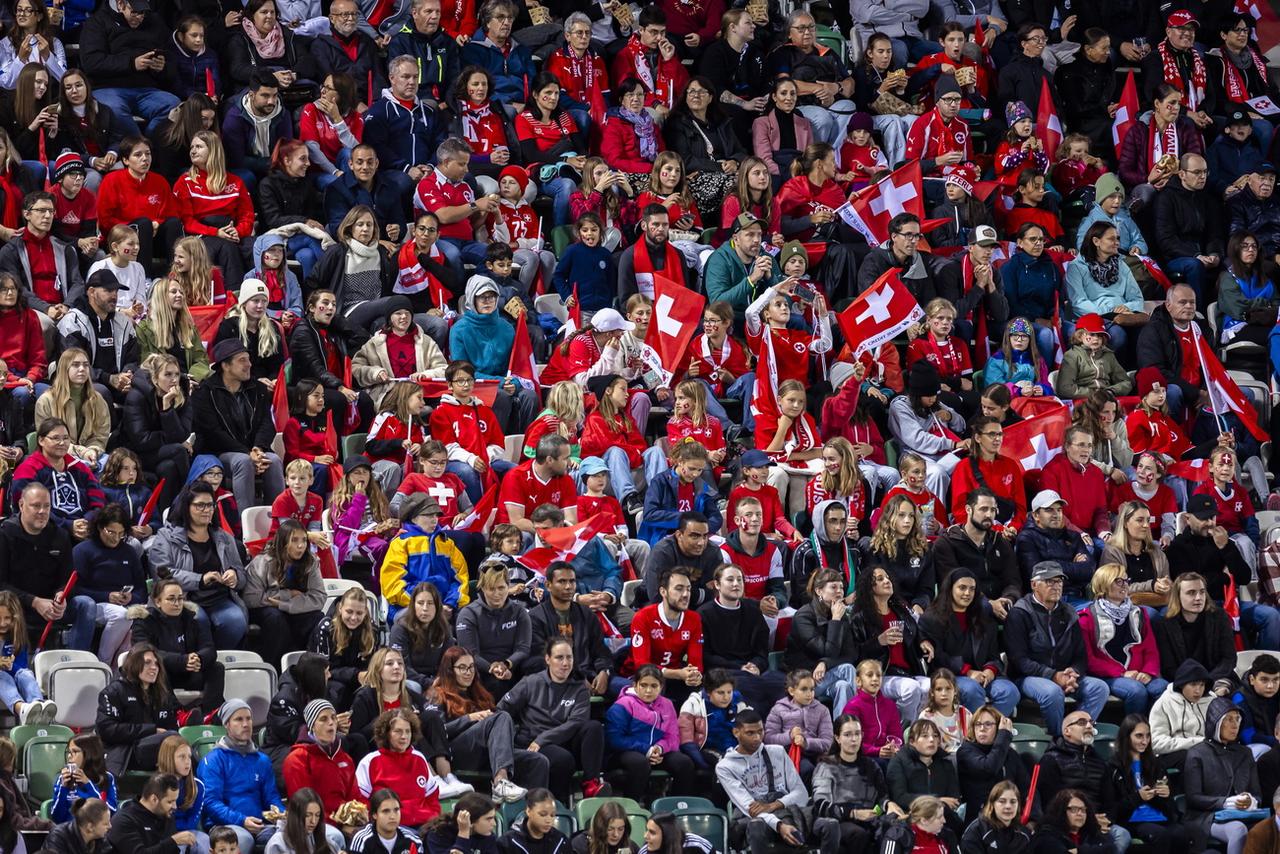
[1167,9,1198,28]
[1074,313,1108,337]
[498,165,529,197]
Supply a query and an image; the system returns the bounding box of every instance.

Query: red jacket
[355,747,440,826]
[598,113,665,174]
[580,409,645,468]
[0,304,45,381]
[96,169,177,235]
[283,416,328,463]
[609,35,689,110]
[948,454,1027,525]
[1077,603,1162,679]
[172,170,254,237]
[819,377,887,465]
[1040,454,1110,535]
[281,739,359,815]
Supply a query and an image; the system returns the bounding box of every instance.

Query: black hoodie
[0,515,73,642]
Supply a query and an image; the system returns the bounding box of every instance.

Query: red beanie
[1136,366,1166,398]
[499,165,529,197]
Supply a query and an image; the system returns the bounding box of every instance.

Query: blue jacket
[381,522,469,615]
[102,483,150,524]
[1014,524,1095,600]
[638,469,723,545]
[1000,249,1062,322]
[197,744,282,830]
[571,538,622,603]
[70,538,147,605]
[449,310,514,379]
[173,777,205,833]
[50,773,117,824]
[168,31,222,100]
[459,32,534,108]
[984,349,1050,395]
[1074,204,1148,255]
[1206,133,1265,196]
[1064,255,1143,320]
[323,170,409,237]
[362,89,443,174]
[552,242,614,312]
[251,234,304,318]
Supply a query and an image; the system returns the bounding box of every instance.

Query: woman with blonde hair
[862,494,933,615]
[34,348,109,466]
[522,381,584,462]
[305,205,411,334]
[1078,563,1167,714]
[173,131,252,288]
[308,586,376,708]
[213,280,287,386]
[135,278,211,381]
[166,235,225,308]
[807,437,868,520]
[1101,500,1171,608]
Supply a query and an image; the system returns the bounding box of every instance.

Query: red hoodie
[0,304,45,381]
[96,169,177,235]
[283,416,329,463]
[281,739,359,816]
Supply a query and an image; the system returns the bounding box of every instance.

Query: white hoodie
[1149,683,1213,756]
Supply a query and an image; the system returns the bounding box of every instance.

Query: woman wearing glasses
[9,415,104,541]
[130,576,225,716]
[995,24,1056,123]
[1031,789,1112,854]
[1077,564,1167,715]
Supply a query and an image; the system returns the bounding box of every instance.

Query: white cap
[970,224,1000,247]
[1031,489,1068,512]
[591,307,635,334]
[238,278,269,304]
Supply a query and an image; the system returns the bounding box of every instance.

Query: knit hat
[908,361,941,396]
[498,165,529,197]
[303,698,335,732]
[846,111,873,133]
[586,373,622,402]
[219,699,252,726]
[1007,317,1034,337]
[829,360,857,392]
[1004,100,1032,127]
[1172,659,1212,691]
[51,151,85,182]
[944,163,977,196]
[1074,313,1108,338]
[1094,172,1124,203]
[1136,366,1165,398]
[934,75,962,101]
[239,279,269,304]
[778,241,809,271]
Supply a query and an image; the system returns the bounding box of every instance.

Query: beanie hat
[303,698,335,732]
[51,151,85,183]
[934,75,962,101]
[498,165,529,197]
[1004,100,1032,127]
[829,360,857,392]
[1136,366,1166,398]
[219,699,252,726]
[908,361,941,396]
[846,111,873,133]
[944,163,977,196]
[586,373,622,402]
[1094,172,1124,203]
[778,241,809,271]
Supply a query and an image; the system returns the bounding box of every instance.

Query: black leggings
[170,660,226,715]
[142,444,192,510]
[131,216,183,277]
[250,607,324,673]
[611,749,697,801]
[1128,822,1191,854]
[199,234,253,289]
[528,720,605,804]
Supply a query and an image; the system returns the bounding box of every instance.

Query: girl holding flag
[365,382,429,496]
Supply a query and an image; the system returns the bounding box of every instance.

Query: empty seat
[222,663,277,726]
[46,661,111,729]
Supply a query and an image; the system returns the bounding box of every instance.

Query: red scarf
[263,268,285,306]
[1158,40,1207,111]
[961,255,990,369]
[1219,47,1268,103]
[632,237,684,299]
[558,47,598,101]
[460,101,503,153]
[394,240,450,310]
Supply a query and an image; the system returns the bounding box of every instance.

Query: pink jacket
[752,110,814,176]
[764,696,835,758]
[842,690,903,757]
[607,687,681,755]
[1076,602,1162,679]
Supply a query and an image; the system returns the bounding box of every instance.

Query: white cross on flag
[1168,458,1212,483]
[838,161,924,245]
[835,268,924,357]
[1192,325,1270,442]
[1001,404,1070,471]
[645,273,705,385]
[517,512,614,575]
[1112,70,1139,160]
[455,483,499,533]
[1035,77,1062,158]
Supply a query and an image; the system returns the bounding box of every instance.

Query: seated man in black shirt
[697,564,787,713]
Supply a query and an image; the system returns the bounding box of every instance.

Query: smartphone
[792,281,817,303]
[1,643,11,657]
[121,585,133,595]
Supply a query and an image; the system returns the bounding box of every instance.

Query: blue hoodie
[103,483,150,523]
[449,277,516,379]
[1000,249,1062,322]
[638,468,723,545]
[251,234,304,318]
[198,742,281,830]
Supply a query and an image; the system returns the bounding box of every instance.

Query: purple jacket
[604,687,680,755]
[764,696,834,758]
[842,690,904,757]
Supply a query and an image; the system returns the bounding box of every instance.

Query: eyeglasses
[454,662,475,673]
[937,95,962,104]
[686,89,710,97]
[45,434,70,443]
[1241,243,1260,250]
[974,721,998,729]
[979,431,1004,439]
[27,207,54,215]
[791,23,815,31]
[160,595,185,604]
[14,7,35,16]
[1183,168,1208,176]
[1065,719,1093,728]
[414,225,439,234]
[1066,805,1088,814]
[1231,26,1252,34]
[895,231,922,240]
[1024,35,1047,43]
[190,501,215,510]
[449,376,474,385]
[1113,577,1130,586]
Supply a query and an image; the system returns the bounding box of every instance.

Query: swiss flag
[835,268,925,357]
[1137,255,1173,291]
[837,161,924,245]
[271,364,290,431]
[1192,325,1269,442]
[1035,77,1062,158]
[645,274,705,384]
[1168,458,1212,482]
[563,284,583,337]
[137,478,166,527]
[191,304,231,352]
[454,483,499,533]
[1112,70,1139,161]
[1002,404,1070,471]
[518,512,614,575]
[508,312,539,391]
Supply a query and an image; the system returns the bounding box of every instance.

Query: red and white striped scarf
[1219,46,1269,103]
[1158,40,1207,111]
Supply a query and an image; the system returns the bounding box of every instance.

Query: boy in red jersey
[428,359,512,502]
[726,449,800,543]
[269,459,329,548]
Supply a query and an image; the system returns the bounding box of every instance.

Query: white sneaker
[437,774,475,799]
[39,700,57,724]
[16,703,32,725]
[492,778,527,803]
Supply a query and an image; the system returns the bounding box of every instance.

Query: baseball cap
[970,224,999,247]
[1227,108,1251,127]
[733,212,767,233]
[1167,9,1198,28]
[1187,494,1217,520]
[1031,489,1068,512]
[591,308,634,334]
[1031,562,1067,582]
[579,457,609,476]
[1259,163,1277,175]
[739,449,776,469]
[85,269,121,291]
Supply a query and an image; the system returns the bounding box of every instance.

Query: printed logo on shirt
[501,620,518,630]
[680,631,690,640]
[147,194,161,206]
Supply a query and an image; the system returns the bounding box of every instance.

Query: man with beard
[387,0,461,106]
[311,0,387,97]
[698,564,787,712]
[644,512,720,610]
[221,72,291,187]
[621,568,704,706]
[1142,10,1217,133]
[618,205,693,302]
[322,144,409,240]
[527,562,612,695]
[704,214,780,321]
[1006,563,1110,737]
[1152,153,1223,305]
[58,268,139,409]
[932,487,1020,619]
[1036,710,1138,853]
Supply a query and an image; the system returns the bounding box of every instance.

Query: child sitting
[86,225,149,320]
[330,456,398,569]
[1003,168,1065,248]
[498,788,569,854]
[1054,315,1132,400]
[0,591,54,725]
[381,493,468,619]
[250,234,304,322]
[551,213,613,315]
[906,298,977,416]
[666,380,727,484]
[764,669,834,780]
[918,669,968,755]
[754,380,824,507]
[577,457,649,579]
[985,317,1051,397]
[99,449,154,537]
[727,449,799,543]
[841,659,903,766]
[492,166,555,297]
[483,523,539,605]
[485,242,547,360]
[50,153,99,268]
[581,373,653,513]
[1149,660,1212,763]
[775,243,822,330]
[878,452,947,537]
[994,101,1048,182]
[837,112,888,191]
[638,440,723,545]
[1125,367,1191,464]
[365,382,428,496]
[50,733,115,822]
[1050,133,1108,202]
[522,381,583,462]
[604,664,693,800]
[928,164,993,249]
[678,669,746,775]
[282,378,337,496]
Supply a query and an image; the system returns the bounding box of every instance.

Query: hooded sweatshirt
[842,688,903,757]
[252,234,303,317]
[1183,696,1261,830]
[448,276,517,378]
[605,685,680,756]
[455,596,531,672]
[281,735,358,817]
[1150,660,1214,756]
[223,91,290,173]
[789,499,859,597]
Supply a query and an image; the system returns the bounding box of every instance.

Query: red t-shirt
[397,472,467,520]
[623,604,703,675]
[880,611,910,672]
[577,493,626,534]
[497,459,576,522]
[1195,480,1255,536]
[1175,326,1202,385]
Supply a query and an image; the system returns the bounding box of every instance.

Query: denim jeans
[230,823,280,854]
[94,87,180,135]
[0,667,41,711]
[798,101,859,147]
[956,675,1021,716]
[69,599,132,664]
[889,36,944,67]
[603,446,640,501]
[816,662,858,714]
[194,597,249,648]
[697,373,755,433]
[438,236,490,278]
[1164,255,1209,304]
[447,459,515,503]
[1242,601,1280,649]
[546,176,578,227]
[1017,674,1110,736]
[1104,675,1169,714]
[287,233,323,280]
[63,594,109,654]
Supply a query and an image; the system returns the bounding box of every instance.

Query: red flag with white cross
[835,268,925,357]
[836,161,924,245]
[645,274,705,385]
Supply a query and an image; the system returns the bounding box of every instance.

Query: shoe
[16,703,32,726]
[623,492,643,519]
[581,778,612,798]
[492,778,527,803]
[437,774,475,799]
[1268,491,1280,512]
[39,700,57,724]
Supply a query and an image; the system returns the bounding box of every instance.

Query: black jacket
[697,597,771,674]
[348,684,428,744]
[50,102,134,164]
[1054,54,1116,132]
[1014,524,1095,600]
[310,32,386,96]
[386,24,459,103]
[995,52,1054,117]
[1028,825,1112,854]
[1005,593,1087,680]
[1228,186,1280,258]
[41,821,112,854]
[1166,529,1251,602]
[960,816,1032,854]
[80,2,178,92]
[129,602,217,680]
[885,745,962,806]
[958,732,1028,820]
[1036,738,1108,811]
[264,673,311,767]
[1153,175,1225,261]
[1154,609,1238,685]
[527,598,611,680]
[308,615,372,690]
[665,111,749,175]
[95,676,179,771]
[919,608,1004,678]
[323,171,408,237]
[849,597,930,677]
[121,371,193,462]
[0,516,73,642]
[387,619,453,687]
[1134,304,1212,413]
[856,246,958,305]
[861,539,935,612]
[225,25,317,85]
[190,370,276,455]
[786,602,858,671]
[1100,756,1176,829]
[287,314,371,391]
[1141,43,1220,115]
[932,524,1021,604]
[642,536,720,608]
[105,798,179,854]
[303,243,397,314]
[257,171,325,231]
